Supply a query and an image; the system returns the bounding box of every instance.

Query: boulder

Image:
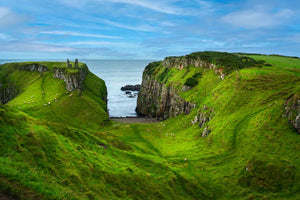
[121,84,140,91]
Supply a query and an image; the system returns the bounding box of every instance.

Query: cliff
[137,71,195,120]
[0,61,108,129]
[0,82,19,104]
[137,52,267,120]
[53,67,87,91]
[0,62,90,105]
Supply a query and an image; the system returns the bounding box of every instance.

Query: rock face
[191,105,213,137]
[17,63,49,72]
[163,56,224,79]
[136,74,195,120]
[163,56,217,69]
[53,68,87,91]
[121,84,140,91]
[136,55,223,120]
[0,82,19,104]
[284,95,300,134]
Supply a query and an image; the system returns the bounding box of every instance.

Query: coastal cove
[0,52,299,199]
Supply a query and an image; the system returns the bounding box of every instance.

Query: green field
[0,54,299,199]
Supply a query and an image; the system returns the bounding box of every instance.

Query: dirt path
[110,117,158,123]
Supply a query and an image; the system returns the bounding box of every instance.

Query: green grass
[0,61,108,131]
[0,55,300,199]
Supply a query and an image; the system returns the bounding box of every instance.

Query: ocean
[0,59,153,117]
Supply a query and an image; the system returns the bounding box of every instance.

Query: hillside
[136,52,300,198]
[0,61,108,130]
[0,54,300,199]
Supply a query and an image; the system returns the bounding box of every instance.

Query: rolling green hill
[0,54,299,199]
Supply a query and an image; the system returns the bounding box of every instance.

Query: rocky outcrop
[53,68,87,91]
[136,74,196,120]
[0,82,19,104]
[163,56,224,79]
[121,84,140,91]
[136,55,222,120]
[191,105,213,137]
[163,56,216,69]
[17,63,49,72]
[284,94,300,134]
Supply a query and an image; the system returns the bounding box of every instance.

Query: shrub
[184,77,198,88]
[192,72,202,78]
[188,51,265,73]
[157,68,170,83]
[144,61,161,75]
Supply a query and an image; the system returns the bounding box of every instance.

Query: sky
[0,0,299,59]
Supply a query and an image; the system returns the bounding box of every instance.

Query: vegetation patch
[184,77,199,88]
[189,51,265,73]
[144,61,161,76]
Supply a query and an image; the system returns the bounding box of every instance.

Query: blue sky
[0,0,299,59]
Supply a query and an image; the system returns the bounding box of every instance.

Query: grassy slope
[125,54,300,199]
[0,56,299,199]
[0,62,211,199]
[0,62,108,130]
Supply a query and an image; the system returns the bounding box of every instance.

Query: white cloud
[100,19,157,32]
[0,7,29,28]
[40,31,121,39]
[107,0,182,15]
[0,42,76,53]
[221,9,294,29]
[0,33,14,41]
[67,41,138,47]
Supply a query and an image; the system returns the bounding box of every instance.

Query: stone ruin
[67,59,72,68]
[67,59,79,68]
[75,59,79,68]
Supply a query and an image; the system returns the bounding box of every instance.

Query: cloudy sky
[0,0,299,59]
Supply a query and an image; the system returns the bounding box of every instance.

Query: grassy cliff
[0,55,299,199]
[0,61,108,130]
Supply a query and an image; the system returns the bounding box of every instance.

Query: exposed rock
[181,85,190,92]
[202,127,211,138]
[17,63,49,72]
[198,105,213,128]
[53,68,87,91]
[137,55,226,120]
[191,105,213,137]
[162,56,224,79]
[284,94,300,134]
[0,81,19,104]
[136,74,196,120]
[121,84,140,91]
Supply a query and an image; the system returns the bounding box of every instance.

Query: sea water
[82,60,152,117]
[0,59,153,117]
